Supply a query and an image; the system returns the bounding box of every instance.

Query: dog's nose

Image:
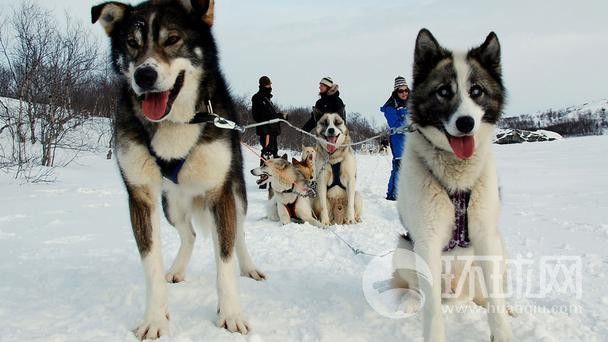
[455,116,475,134]
[327,128,335,135]
[134,67,158,90]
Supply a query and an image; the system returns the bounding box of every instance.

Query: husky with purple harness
[392,29,513,342]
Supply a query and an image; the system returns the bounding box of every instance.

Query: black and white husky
[92,0,264,339]
[393,29,513,341]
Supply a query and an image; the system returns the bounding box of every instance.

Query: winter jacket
[251,87,282,136]
[302,85,346,132]
[380,92,409,159]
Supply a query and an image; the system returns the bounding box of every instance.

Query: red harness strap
[284,197,299,219]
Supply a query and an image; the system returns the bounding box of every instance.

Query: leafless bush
[0,1,109,181]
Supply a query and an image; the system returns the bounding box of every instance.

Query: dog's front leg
[297,200,326,229]
[235,197,266,281]
[127,184,170,340]
[317,171,331,225]
[210,189,249,335]
[414,238,446,342]
[277,203,291,225]
[345,174,357,224]
[473,233,513,342]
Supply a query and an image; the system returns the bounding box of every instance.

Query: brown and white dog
[251,157,323,228]
[92,0,263,339]
[313,113,363,225]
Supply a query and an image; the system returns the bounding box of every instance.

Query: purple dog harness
[402,190,471,251]
[443,191,471,251]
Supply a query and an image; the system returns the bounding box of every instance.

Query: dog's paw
[165,270,185,284]
[134,314,170,340]
[217,313,250,335]
[241,269,266,281]
[490,327,514,342]
[490,333,514,342]
[320,215,331,226]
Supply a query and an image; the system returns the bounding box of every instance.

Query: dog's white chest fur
[177,140,232,192]
[151,122,201,160]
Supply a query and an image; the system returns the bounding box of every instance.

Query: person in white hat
[302,76,346,132]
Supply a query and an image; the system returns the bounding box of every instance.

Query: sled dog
[92,0,264,338]
[251,157,323,228]
[313,113,363,225]
[292,145,316,181]
[392,29,513,342]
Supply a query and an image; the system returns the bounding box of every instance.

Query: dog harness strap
[148,110,216,184]
[444,191,471,251]
[188,112,216,124]
[281,184,295,194]
[154,157,186,184]
[284,198,298,219]
[328,162,346,190]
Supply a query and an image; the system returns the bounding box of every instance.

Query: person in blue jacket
[380,76,409,201]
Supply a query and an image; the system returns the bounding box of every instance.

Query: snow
[0,135,607,341]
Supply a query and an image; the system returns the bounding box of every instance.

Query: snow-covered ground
[0,136,606,341]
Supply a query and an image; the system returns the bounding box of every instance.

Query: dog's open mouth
[255,173,269,185]
[325,135,340,154]
[446,132,475,160]
[140,70,185,121]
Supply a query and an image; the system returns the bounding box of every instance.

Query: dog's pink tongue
[141,92,169,121]
[326,136,338,154]
[448,135,475,160]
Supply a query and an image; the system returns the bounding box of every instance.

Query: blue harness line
[153,157,186,184]
[146,111,218,184]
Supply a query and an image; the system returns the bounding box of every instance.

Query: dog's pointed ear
[469,32,502,79]
[413,28,450,84]
[281,153,288,160]
[91,2,130,36]
[179,0,215,26]
[291,158,299,165]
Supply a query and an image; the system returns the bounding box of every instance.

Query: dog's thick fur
[251,158,323,228]
[393,29,512,341]
[313,113,363,225]
[92,0,263,338]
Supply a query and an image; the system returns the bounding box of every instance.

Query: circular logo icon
[362,247,432,319]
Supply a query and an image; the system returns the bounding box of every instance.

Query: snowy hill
[0,136,607,341]
[501,99,608,137]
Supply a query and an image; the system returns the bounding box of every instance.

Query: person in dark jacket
[302,77,346,132]
[252,76,286,187]
[380,76,409,201]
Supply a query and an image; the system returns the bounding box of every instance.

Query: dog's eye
[436,85,453,99]
[470,84,484,98]
[127,38,139,49]
[165,35,181,47]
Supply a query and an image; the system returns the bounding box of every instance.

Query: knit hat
[320,77,334,88]
[259,76,271,87]
[394,76,408,90]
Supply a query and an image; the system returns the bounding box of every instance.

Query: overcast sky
[1,0,606,124]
